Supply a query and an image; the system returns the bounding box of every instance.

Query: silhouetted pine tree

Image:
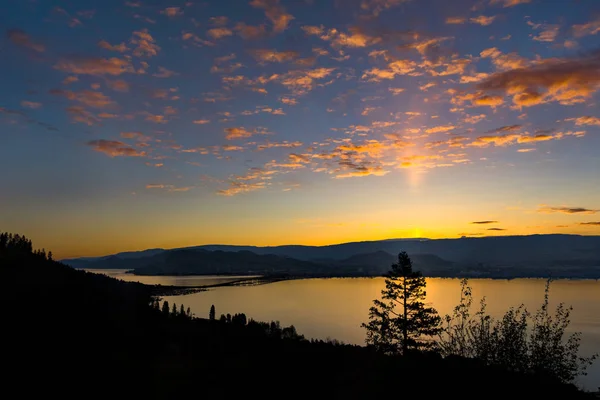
[209,304,216,321]
[161,301,170,316]
[363,251,442,354]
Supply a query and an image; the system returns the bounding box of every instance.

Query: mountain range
[62,235,600,279]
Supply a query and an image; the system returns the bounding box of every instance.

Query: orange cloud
[193,119,210,124]
[50,88,115,109]
[490,0,531,7]
[145,114,168,124]
[280,97,298,105]
[235,23,267,40]
[425,125,456,134]
[54,57,133,76]
[162,7,182,17]
[572,17,600,37]
[538,206,598,215]
[218,181,267,196]
[477,52,600,107]
[362,59,417,82]
[87,140,146,157]
[131,29,160,57]
[470,15,496,26]
[257,141,303,150]
[98,40,129,52]
[446,17,466,24]
[224,127,269,140]
[250,0,294,33]
[207,27,233,40]
[566,116,600,126]
[250,49,298,63]
[7,29,45,52]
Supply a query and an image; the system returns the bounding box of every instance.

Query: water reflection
[83,269,260,287]
[163,277,600,390]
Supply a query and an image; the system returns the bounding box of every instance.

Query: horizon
[2,0,600,259]
[61,232,599,260]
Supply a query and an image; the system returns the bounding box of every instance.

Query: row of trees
[363,252,597,384]
[1,233,52,260]
[208,304,304,340]
[152,299,192,319]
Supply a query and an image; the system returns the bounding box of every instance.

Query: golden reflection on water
[164,278,600,390]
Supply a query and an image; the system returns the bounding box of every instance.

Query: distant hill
[62,235,600,279]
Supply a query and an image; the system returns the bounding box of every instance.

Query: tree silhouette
[362,251,441,354]
[209,304,216,321]
[172,303,177,316]
[161,301,170,317]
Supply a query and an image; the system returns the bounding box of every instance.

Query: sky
[1,0,600,259]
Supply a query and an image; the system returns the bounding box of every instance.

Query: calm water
[83,269,258,287]
[89,270,600,390]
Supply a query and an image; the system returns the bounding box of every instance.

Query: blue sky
[1,0,600,258]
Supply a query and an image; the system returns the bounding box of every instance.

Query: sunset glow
[2,0,600,258]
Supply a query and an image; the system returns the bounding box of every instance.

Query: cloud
[579,222,600,226]
[54,57,133,76]
[106,79,130,92]
[250,0,294,33]
[425,125,456,134]
[477,52,600,107]
[471,220,498,224]
[21,101,42,109]
[66,106,99,125]
[304,26,381,48]
[7,29,45,52]
[250,49,298,63]
[490,0,531,7]
[389,87,405,95]
[486,125,522,134]
[280,97,298,105]
[446,17,466,25]
[257,141,303,150]
[145,113,168,124]
[334,164,389,179]
[207,27,233,40]
[153,66,178,78]
[50,88,115,109]
[98,40,129,52]
[532,26,559,42]
[362,59,417,82]
[487,228,506,231]
[218,181,267,196]
[464,114,486,124]
[210,16,229,26]
[566,116,600,126]
[161,7,182,17]
[87,140,146,157]
[360,0,411,16]
[302,25,324,35]
[278,67,337,96]
[224,127,268,140]
[573,17,600,37]
[147,184,193,192]
[193,119,210,124]
[538,206,598,215]
[131,29,160,57]
[235,23,267,40]
[470,16,496,26]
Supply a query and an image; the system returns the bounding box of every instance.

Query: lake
[88,270,600,391]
